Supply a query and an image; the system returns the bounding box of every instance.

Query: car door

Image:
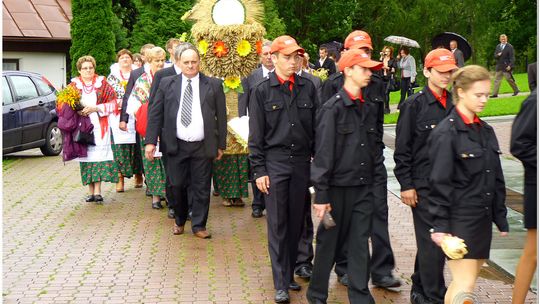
[2,76,22,150]
[9,74,47,145]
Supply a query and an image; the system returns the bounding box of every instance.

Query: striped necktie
[180,79,192,127]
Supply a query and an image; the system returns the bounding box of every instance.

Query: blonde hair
[451,65,491,104]
[145,47,166,63]
[76,55,96,71]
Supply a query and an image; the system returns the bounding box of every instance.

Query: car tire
[40,121,63,156]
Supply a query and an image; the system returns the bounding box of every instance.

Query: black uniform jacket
[311,88,382,203]
[393,87,454,191]
[427,108,508,233]
[320,72,385,142]
[510,89,537,186]
[248,72,319,179]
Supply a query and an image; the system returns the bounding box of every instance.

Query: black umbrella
[431,32,472,61]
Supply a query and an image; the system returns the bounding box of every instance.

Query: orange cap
[424,49,458,72]
[270,35,305,55]
[344,30,373,50]
[338,49,383,72]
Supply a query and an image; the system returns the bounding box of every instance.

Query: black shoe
[167,208,175,219]
[384,108,391,114]
[187,211,192,221]
[85,195,95,202]
[295,265,312,279]
[274,289,289,303]
[94,194,104,204]
[145,189,152,196]
[288,281,301,291]
[489,94,498,98]
[251,208,263,218]
[512,91,520,96]
[410,290,429,304]
[372,275,402,288]
[152,201,164,209]
[306,295,326,304]
[337,274,349,286]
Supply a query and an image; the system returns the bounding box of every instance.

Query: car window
[33,77,54,96]
[3,77,14,105]
[10,75,39,101]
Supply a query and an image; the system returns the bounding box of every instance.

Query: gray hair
[174,42,199,61]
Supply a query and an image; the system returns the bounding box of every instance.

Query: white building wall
[3,51,67,89]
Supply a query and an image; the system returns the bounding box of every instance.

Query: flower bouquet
[56,85,83,111]
[312,68,329,82]
[441,235,468,259]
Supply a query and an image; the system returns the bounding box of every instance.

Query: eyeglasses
[80,67,94,71]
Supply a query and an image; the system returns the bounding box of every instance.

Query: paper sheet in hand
[227,116,249,147]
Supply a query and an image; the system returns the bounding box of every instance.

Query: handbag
[135,102,149,137]
[74,129,95,146]
[387,75,401,92]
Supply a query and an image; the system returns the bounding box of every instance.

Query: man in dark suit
[314,46,336,76]
[491,34,520,97]
[238,41,274,218]
[145,45,227,239]
[449,40,465,68]
[527,62,537,91]
[148,42,191,218]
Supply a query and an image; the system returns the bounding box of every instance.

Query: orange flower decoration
[213,41,229,58]
[256,40,262,55]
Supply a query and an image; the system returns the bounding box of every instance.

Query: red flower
[256,40,262,55]
[213,41,229,58]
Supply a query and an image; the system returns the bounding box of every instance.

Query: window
[10,76,39,101]
[33,77,54,96]
[3,77,14,105]
[3,59,19,71]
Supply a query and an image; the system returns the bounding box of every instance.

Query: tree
[70,0,116,77]
[262,0,286,40]
[129,0,193,52]
[112,0,138,50]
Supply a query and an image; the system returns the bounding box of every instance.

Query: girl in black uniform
[427,65,509,304]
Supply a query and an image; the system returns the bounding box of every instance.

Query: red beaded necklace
[119,69,129,81]
[79,75,97,94]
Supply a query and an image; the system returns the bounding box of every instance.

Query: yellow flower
[224,76,241,90]
[236,40,251,57]
[198,40,209,55]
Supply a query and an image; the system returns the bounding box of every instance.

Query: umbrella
[384,35,420,48]
[431,32,472,61]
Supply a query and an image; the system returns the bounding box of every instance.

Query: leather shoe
[173,224,184,235]
[489,94,498,98]
[152,201,164,209]
[94,194,104,204]
[512,90,520,96]
[274,289,289,303]
[295,265,312,279]
[337,274,349,286]
[194,229,211,239]
[251,208,263,218]
[288,281,301,291]
[85,195,95,202]
[372,275,402,288]
[411,290,437,304]
[167,208,175,219]
[306,295,325,304]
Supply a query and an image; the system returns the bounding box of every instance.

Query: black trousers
[334,160,396,280]
[411,185,446,303]
[307,186,375,303]
[167,140,213,233]
[398,77,412,108]
[251,182,266,211]
[295,190,314,271]
[265,159,310,290]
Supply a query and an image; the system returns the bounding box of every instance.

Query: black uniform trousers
[411,184,446,303]
[307,186,375,303]
[265,158,310,290]
[251,182,266,211]
[334,159,396,280]
[168,139,212,233]
[294,190,314,272]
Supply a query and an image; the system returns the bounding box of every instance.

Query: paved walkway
[2,114,537,303]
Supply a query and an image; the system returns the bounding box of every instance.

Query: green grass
[384,95,526,124]
[388,73,530,105]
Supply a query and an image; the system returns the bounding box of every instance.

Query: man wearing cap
[248,35,319,303]
[320,30,401,290]
[308,48,383,304]
[393,48,458,304]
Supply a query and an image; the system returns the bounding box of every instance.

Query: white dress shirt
[173,64,182,75]
[262,65,273,78]
[176,73,204,141]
